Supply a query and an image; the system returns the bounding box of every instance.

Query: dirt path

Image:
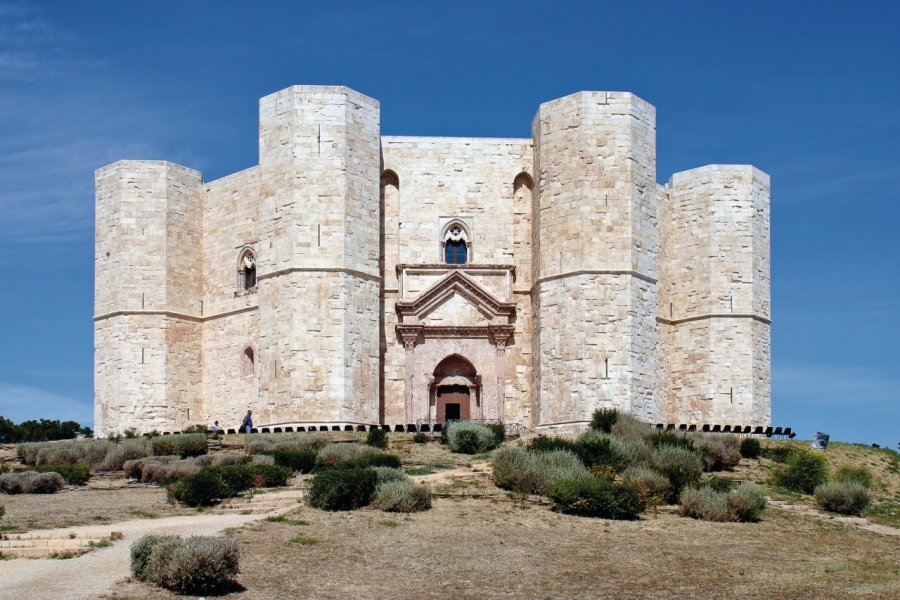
[0,511,277,600]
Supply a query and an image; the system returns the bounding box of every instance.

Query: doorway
[437,384,470,422]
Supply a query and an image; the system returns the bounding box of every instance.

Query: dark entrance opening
[437,384,470,422]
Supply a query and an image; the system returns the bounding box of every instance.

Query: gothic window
[237,248,257,294]
[441,221,471,265]
[242,347,255,377]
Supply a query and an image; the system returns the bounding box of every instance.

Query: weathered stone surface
[94,85,770,435]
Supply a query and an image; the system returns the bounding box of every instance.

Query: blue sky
[0,1,897,446]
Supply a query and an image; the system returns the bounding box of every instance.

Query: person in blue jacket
[241,410,253,434]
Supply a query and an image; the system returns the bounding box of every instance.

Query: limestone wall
[532,91,659,427]
[380,137,534,425]
[658,165,771,425]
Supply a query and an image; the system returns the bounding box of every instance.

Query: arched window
[237,248,257,294]
[241,347,255,377]
[441,220,471,265]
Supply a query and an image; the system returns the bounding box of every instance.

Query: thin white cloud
[0,383,92,425]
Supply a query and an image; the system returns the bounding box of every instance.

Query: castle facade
[93,85,771,435]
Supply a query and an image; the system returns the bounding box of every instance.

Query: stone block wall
[531,91,660,427]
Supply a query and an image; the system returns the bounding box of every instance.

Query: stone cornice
[657,313,771,326]
[396,263,516,275]
[534,269,657,286]
[258,266,381,283]
[94,305,258,323]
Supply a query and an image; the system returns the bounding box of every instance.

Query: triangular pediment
[396,270,515,324]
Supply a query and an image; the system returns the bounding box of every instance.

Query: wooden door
[436,385,470,422]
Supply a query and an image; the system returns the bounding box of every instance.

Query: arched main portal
[431,354,481,422]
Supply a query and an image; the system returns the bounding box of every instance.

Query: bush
[244,433,329,455]
[610,414,652,441]
[548,478,645,519]
[171,470,225,506]
[446,422,499,454]
[366,428,388,449]
[338,453,402,471]
[33,463,90,486]
[699,475,736,493]
[316,443,371,468]
[196,453,248,467]
[372,480,432,512]
[766,445,796,463]
[132,534,239,594]
[413,432,428,444]
[267,450,317,473]
[206,464,292,494]
[0,504,4,519]
[622,466,671,504]
[832,465,874,489]
[151,433,208,458]
[249,454,274,466]
[528,436,580,455]
[609,435,652,471]
[695,435,742,472]
[0,471,65,494]
[740,437,762,459]
[773,449,829,494]
[648,430,694,451]
[576,430,620,469]
[371,466,408,486]
[650,445,704,502]
[680,483,767,522]
[492,446,589,496]
[589,408,619,433]
[487,423,506,446]
[98,438,153,471]
[814,482,871,515]
[307,468,376,511]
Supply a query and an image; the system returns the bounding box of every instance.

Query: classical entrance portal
[430,355,480,422]
[437,385,470,422]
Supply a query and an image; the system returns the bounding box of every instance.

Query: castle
[93,85,771,436]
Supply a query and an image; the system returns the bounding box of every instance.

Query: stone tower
[531,92,659,426]
[254,86,382,426]
[94,162,204,434]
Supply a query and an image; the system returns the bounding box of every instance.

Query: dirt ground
[0,484,192,532]
[108,496,899,600]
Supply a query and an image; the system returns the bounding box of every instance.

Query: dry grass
[0,483,192,531]
[111,497,898,599]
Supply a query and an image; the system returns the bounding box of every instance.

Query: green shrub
[196,453,248,467]
[648,430,694,451]
[243,433,329,455]
[338,453,402,471]
[610,414,652,441]
[766,445,796,463]
[492,446,589,496]
[371,466,408,486]
[181,424,208,434]
[249,454,274,466]
[487,423,506,446]
[372,480,432,513]
[622,466,671,504]
[814,482,871,515]
[575,430,620,469]
[726,484,767,521]
[33,464,90,486]
[171,470,225,507]
[316,443,374,468]
[98,438,153,471]
[680,483,767,522]
[307,468,377,511]
[413,432,428,444]
[699,475,736,493]
[589,408,619,433]
[206,464,291,494]
[267,450,317,473]
[740,437,762,459]
[446,422,498,454]
[695,435,742,472]
[151,433,208,458]
[548,478,645,519]
[132,534,239,594]
[832,465,874,489]
[528,436,580,455]
[0,504,4,519]
[650,445,704,502]
[366,428,388,449]
[609,435,652,471]
[773,449,829,494]
[0,471,65,494]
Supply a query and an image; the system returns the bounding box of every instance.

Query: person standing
[241,410,253,434]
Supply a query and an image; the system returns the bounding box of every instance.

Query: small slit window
[242,347,255,377]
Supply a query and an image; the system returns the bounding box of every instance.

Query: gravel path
[0,512,268,600]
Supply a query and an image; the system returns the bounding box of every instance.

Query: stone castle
[94,85,771,436]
